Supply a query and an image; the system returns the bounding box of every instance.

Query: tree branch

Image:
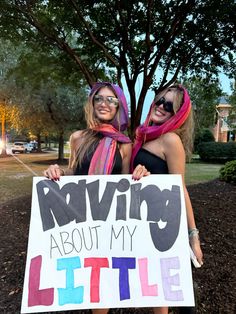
[143,0,154,77]
[17,2,95,86]
[68,0,120,68]
[147,0,196,82]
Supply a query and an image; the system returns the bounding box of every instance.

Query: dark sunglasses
[155,97,174,113]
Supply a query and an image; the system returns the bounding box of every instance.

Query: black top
[74,138,122,175]
[133,147,169,174]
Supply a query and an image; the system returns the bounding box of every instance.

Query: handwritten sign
[21,175,195,313]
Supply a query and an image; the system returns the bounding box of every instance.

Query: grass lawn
[0,152,224,203]
[0,152,60,203]
[185,160,223,185]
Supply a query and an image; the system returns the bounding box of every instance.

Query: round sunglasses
[155,97,174,113]
[93,95,119,107]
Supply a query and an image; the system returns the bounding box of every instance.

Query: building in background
[213,97,236,142]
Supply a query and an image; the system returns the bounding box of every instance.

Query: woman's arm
[164,132,203,265]
[119,142,132,174]
[67,131,82,172]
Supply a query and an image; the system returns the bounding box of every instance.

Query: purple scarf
[88,82,131,174]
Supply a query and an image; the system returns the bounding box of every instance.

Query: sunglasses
[93,95,119,107]
[155,97,174,113]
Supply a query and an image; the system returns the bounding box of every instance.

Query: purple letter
[160,257,183,301]
[112,257,135,300]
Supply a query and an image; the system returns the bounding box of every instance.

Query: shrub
[194,128,215,153]
[219,160,236,184]
[198,142,236,162]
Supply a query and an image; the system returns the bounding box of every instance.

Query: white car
[12,142,28,154]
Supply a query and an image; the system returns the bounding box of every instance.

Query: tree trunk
[58,132,64,161]
[36,134,42,152]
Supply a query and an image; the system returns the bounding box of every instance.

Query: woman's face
[93,87,119,122]
[150,90,175,125]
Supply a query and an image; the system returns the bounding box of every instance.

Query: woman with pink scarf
[131,84,203,314]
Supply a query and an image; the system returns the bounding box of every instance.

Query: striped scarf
[88,124,131,175]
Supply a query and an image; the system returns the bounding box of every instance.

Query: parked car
[12,142,28,154]
[29,141,38,151]
[25,143,37,153]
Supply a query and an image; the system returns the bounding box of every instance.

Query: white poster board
[21,174,195,313]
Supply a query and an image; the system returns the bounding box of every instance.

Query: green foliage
[0,38,87,131]
[228,84,236,127]
[198,142,236,162]
[183,76,222,132]
[194,128,215,153]
[219,160,236,184]
[0,38,87,159]
[0,0,235,132]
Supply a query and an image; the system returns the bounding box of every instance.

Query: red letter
[28,255,54,306]
[84,257,109,302]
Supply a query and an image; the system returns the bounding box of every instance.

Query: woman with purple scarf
[44,81,148,314]
[45,81,139,179]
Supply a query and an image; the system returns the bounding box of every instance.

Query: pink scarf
[130,86,191,171]
[88,124,131,175]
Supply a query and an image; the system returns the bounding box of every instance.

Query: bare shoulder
[70,130,84,142]
[69,130,86,153]
[162,132,182,146]
[162,132,184,156]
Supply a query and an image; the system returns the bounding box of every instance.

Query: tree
[0,39,22,155]
[9,73,87,160]
[229,80,236,109]
[183,76,223,131]
[0,96,10,155]
[228,80,236,134]
[1,0,235,134]
[0,94,20,155]
[36,83,87,160]
[0,37,87,160]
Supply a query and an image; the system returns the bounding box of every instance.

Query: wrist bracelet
[188,228,199,238]
[60,168,65,176]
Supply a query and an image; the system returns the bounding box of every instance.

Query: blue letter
[57,257,84,305]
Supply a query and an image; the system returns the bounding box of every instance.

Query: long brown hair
[72,84,122,169]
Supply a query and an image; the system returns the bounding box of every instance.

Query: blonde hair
[154,85,194,161]
[74,85,121,169]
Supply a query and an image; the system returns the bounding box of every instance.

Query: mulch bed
[0,179,235,314]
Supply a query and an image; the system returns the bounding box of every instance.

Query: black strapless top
[133,147,169,174]
[74,140,122,175]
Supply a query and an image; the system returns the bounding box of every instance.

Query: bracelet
[188,228,199,238]
[60,168,65,176]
